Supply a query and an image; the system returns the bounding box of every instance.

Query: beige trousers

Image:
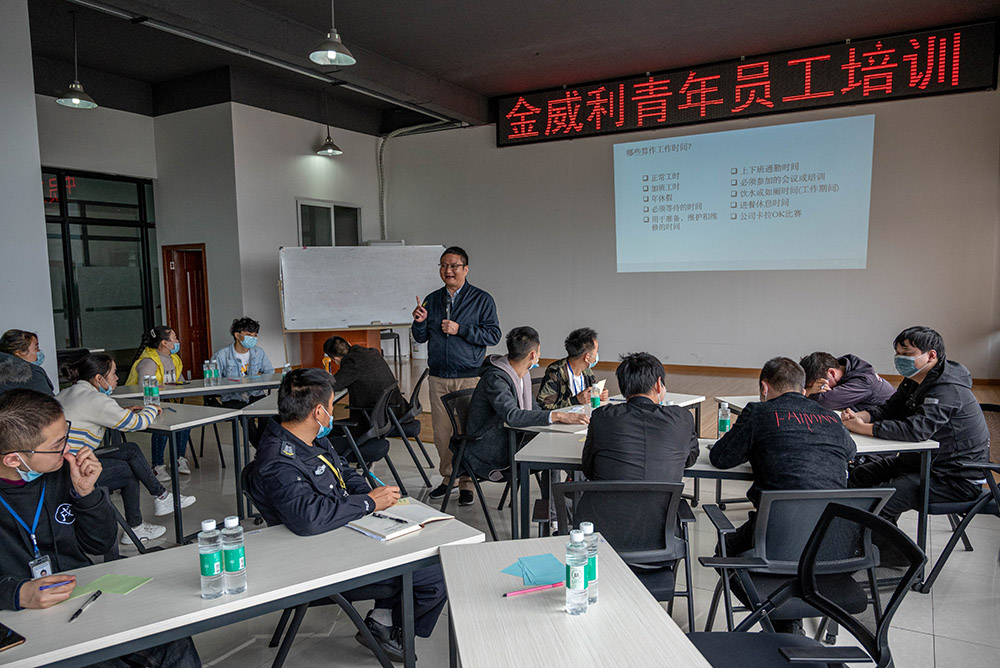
[428,375,480,492]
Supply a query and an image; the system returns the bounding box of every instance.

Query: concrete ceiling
[26,0,1000,134]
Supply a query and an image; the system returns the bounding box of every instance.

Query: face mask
[98,377,113,396]
[894,354,925,378]
[170,342,181,355]
[15,454,43,483]
[241,335,257,350]
[316,405,334,440]
[32,351,45,366]
[588,352,599,370]
[529,357,539,371]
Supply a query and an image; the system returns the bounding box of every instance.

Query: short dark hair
[0,390,65,454]
[506,326,540,361]
[616,352,666,397]
[323,336,351,359]
[278,368,334,423]
[893,326,945,358]
[760,357,806,393]
[230,317,260,337]
[799,352,840,386]
[62,353,114,384]
[0,354,31,385]
[0,329,38,356]
[441,246,469,266]
[564,328,598,358]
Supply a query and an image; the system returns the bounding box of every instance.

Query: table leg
[540,470,552,538]
[915,449,931,586]
[232,418,244,520]
[694,403,702,438]
[168,433,183,544]
[448,610,458,668]
[509,430,519,540]
[519,461,531,540]
[402,570,415,668]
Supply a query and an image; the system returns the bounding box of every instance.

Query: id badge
[29,555,52,579]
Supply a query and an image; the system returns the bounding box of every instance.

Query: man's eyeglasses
[439,263,466,270]
[8,422,71,455]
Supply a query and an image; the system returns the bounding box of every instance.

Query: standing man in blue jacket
[412,247,502,506]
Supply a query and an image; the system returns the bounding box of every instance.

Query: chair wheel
[690,499,700,507]
[718,504,727,510]
[253,517,264,525]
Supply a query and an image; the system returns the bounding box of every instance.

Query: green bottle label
[200,551,222,577]
[719,418,730,433]
[586,555,597,584]
[223,546,246,572]
[566,564,586,590]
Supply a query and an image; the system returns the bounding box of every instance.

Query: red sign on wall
[496,22,997,147]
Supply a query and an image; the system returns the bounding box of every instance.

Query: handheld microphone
[444,293,452,336]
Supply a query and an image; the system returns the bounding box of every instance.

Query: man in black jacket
[800,351,895,412]
[463,327,588,481]
[583,352,699,482]
[845,326,989,523]
[412,246,502,505]
[710,358,856,556]
[0,390,199,666]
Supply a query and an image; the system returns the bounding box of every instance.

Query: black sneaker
[428,483,455,500]
[459,490,475,506]
[355,614,407,663]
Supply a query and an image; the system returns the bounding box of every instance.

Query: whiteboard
[279,246,445,331]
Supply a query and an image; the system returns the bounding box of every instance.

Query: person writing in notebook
[248,368,446,663]
[537,327,610,410]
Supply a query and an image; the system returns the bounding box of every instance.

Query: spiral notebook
[347,500,454,541]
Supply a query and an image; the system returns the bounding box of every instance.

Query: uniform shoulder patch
[314,464,327,476]
[280,441,296,457]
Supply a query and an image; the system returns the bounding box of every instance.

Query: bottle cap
[201,519,217,532]
[721,402,729,409]
[570,529,584,542]
[579,521,594,534]
[224,515,239,529]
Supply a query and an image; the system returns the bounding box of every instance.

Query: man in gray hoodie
[463,327,589,481]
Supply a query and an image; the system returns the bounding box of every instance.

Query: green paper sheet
[68,574,152,598]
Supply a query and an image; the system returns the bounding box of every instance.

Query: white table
[119,400,243,543]
[0,508,484,668]
[113,372,284,400]
[440,535,711,668]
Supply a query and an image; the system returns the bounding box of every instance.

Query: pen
[68,590,101,623]
[39,580,74,591]
[368,471,386,486]
[163,406,176,412]
[503,582,563,597]
[373,512,408,524]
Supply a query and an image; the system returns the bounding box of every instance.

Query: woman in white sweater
[58,354,195,544]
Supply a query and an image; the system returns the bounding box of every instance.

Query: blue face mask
[170,342,181,355]
[98,377,113,396]
[15,454,43,483]
[894,354,924,378]
[241,335,257,350]
[588,352,599,369]
[316,405,334,440]
[529,362,539,370]
[32,351,45,366]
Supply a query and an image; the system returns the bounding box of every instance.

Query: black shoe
[355,614,407,663]
[428,483,456,500]
[459,490,475,506]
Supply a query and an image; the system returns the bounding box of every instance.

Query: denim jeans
[98,441,167,527]
[151,430,190,468]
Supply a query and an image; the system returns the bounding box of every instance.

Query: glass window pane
[46,223,71,348]
[144,183,155,223]
[65,176,140,220]
[334,206,361,246]
[42,172,60,217]
[148,228,162,325]
[300,204,333,246]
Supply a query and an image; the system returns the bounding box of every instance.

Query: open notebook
[347,499,454,541]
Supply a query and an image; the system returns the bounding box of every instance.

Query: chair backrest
[750,488,894,574]
[406,368,430,413]
[552,481,687,563]
[798,503,926,668]
[980,404,1000,482]
[367,384,399,437]
[440,388,476,440]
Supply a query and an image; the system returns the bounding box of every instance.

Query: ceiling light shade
[56,13,97,110]
[317,134,343,156]
[309,1,356,66]
[56,81,98,109]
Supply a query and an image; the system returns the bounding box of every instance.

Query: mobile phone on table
[0,622,25,652]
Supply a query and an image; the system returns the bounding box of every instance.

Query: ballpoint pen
[68,590,102,623]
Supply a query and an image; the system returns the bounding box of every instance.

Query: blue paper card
[501,553,565,586]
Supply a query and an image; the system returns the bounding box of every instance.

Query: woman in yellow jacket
[126,325,191,482]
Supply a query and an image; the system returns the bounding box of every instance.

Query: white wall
[386,91,1000,378]
[0,0,59,384]
[231,103,382,365]
[153,104,244,352]
[35,95,156,178]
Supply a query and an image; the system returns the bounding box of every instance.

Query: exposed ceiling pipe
[64,0,460,124]
[378,122,452,240]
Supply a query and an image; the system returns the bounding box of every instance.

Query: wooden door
[162,245,211,378]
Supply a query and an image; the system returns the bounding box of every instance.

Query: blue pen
[39,580,74,591]
[163,406,177,413]
[368,471,386,486]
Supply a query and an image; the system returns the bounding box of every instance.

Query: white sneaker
[153,492,196,516]
[177,457,192,475]
[153,465,170,483]
[122,521,166,544]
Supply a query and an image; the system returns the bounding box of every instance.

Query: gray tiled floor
[114,405,1000,667]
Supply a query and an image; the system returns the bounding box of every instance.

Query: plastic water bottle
[580,521,599,604]
[590,385,601,408]
[208,360,219,386]
[142,376,160,406]
[222,515,247,594]
[198,519,224,599]
[202,361,211,382]
[718,402,731,435]
[282,363,292,377]
[565,530,589,615]
[142,376,151,405]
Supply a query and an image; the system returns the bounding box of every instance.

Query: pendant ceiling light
[309,0,356,67]
[317,88,343,156]
[56,12,98,109]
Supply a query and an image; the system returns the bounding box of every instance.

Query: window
[42,169,160,375]
[296,199,361,247]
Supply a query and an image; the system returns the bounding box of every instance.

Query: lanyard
[566,361,583,395]
[0,482,47,557]
[316,454,347,490]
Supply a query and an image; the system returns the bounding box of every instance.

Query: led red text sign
[496,22,997,147]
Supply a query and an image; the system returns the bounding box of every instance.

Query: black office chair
[101,487,165,556]
[495,374,546,514]
[335,385,407,495]
[438,388,502,541]
[240,461,397,668]
[701,488,894,639]
[380,329,401,363]
[552,480,697,631]
[393,368,435,468]
[355,384,432,487]
[688,502,927,668]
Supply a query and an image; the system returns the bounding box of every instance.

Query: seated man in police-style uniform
[248,368,447,663]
